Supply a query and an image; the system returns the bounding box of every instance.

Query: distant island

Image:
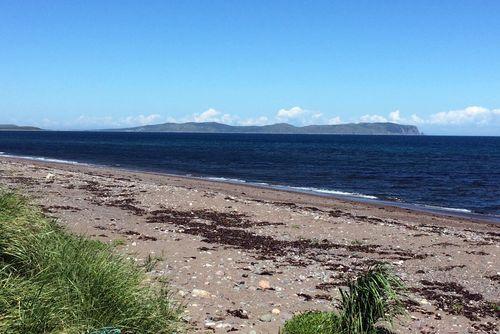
[106,121,421,135]
[0,124,42,131]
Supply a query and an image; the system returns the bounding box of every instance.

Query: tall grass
[0,191,183,334]
[282,264,406,334]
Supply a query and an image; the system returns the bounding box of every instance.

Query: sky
[1,1,499,135]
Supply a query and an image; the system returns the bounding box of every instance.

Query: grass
[142,254,164,272]
[282,264,406,334]
[0,191,184,334]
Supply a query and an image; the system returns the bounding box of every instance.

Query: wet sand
[0,156,498,333]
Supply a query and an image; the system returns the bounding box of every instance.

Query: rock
[420,298,430,305]
[204,320,216,329]
[192,288,211,298]
[258,279,271,290]
[249,331,257,334]
[271,308,281,315]
[259,314,272,322]
[45,173,55,181]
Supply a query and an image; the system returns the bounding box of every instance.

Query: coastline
[0,153,497,224]
[0,156,498,333]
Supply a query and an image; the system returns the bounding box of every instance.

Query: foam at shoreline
[0,153,85,165]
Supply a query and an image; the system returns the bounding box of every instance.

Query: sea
[0,131,499,222]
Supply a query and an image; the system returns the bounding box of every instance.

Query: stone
[420,298,430,305]
[192,288,211,298]
[259,314,272,322]
[271,308,281,315]
[204,320,216,329]
[258,279,271,290]
[45,173,55,181]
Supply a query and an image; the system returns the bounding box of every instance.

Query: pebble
[271,308,281,315]
[258,279,271,290]
[192,288,211,298]
[204,320,216,329]
[259,314,272,322]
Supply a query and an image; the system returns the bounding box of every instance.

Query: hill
[107,122,421,135]
[0,124,42,131]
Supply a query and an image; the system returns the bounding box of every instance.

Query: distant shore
[0,156,498,333]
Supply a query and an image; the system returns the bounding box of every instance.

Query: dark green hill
[0,124,42,131]
[107,121,421,135]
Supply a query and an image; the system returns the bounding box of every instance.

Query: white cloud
[276,106,306,120]
[356,106,500,132]
[428,106,500,125]
[194,108,220,122]
[193,108,237,124]
[359,114,387,122]
[389,110,401,123]
[275,106,338,125]
[36,105,499,133]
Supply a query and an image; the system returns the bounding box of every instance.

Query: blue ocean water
[0,131,499,220]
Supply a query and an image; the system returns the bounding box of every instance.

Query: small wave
[201,177,378,200]
[0,153,84,165]
[288,186,378,199]
[204,176,247,183]
[420,204,472,213]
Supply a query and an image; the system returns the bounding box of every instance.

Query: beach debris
[45,172,55,181]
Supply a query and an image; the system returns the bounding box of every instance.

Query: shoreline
[0,155,498,333]
[1,153,498,224]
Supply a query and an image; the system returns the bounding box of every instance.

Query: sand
[0,156,498,333]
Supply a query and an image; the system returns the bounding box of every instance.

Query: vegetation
[282,264,406,334]
[109,121,421,135]
[0,191,183,334]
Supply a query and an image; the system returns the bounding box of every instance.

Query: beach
[0,156,498,333]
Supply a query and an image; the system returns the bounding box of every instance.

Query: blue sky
[1,1,499,135]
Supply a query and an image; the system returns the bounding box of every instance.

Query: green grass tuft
[0,191,183,333]
[281,311,339,334]
[282,264,406,334]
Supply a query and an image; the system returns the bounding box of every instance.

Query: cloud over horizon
[33,105,499,135]
[360,106,500,128]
